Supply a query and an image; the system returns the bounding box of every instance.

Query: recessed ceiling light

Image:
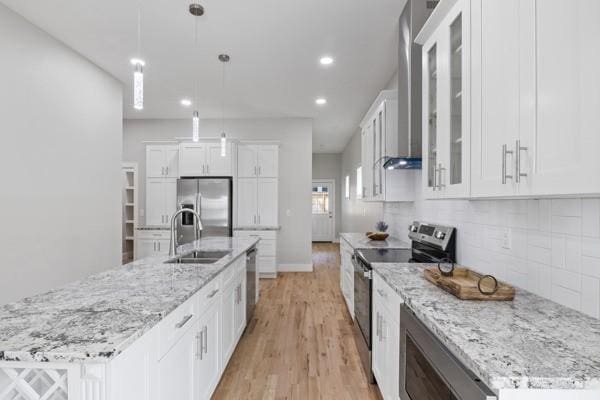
[319,56,334,65]
[180,99,192,107]
[130,58,145,67]
[315,98,327,105]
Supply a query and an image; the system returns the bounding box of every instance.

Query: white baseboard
[333,237,340,243]
[278,263,313,272]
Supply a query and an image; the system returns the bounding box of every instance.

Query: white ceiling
[2,0,403,153]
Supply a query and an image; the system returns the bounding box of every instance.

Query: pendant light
[132,1,144,110]
[190,2,204,142]
[218,54,230,157]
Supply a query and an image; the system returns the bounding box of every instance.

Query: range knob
[435,231,446,240]
[409,225,418,232]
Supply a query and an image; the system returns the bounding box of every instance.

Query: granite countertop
[0,236,259,364]
[234,226,281,231]
[373,263,600,391]
[340,232,410,250]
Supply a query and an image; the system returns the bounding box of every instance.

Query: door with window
[311,180,334,242]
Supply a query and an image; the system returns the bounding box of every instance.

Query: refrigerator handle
[195,192,202,240]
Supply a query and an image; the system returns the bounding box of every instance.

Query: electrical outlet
[502,228,512,249]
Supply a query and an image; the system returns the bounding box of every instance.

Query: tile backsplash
[383,176,600,319]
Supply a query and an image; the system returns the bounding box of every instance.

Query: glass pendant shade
[192,111,199,142]
[220,132,226,157]
[133,63,144,110]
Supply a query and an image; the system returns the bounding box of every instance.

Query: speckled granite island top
[373,263,600,391]
[0,236,258,364]
[340,232,410,250]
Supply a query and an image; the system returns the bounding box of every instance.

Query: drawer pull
[175,314,193,329]
[207,289,219,299]
[377,289,387,298]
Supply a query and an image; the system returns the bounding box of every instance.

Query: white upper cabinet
[359,90,413,202]
[179,142,233,177]
[237,178,258,226]
[418,0,470,199]
[146,177,177,227]
[467,0,600,198]
[523,0,600,196]
[146,145,179,178]
[237,144,279,178]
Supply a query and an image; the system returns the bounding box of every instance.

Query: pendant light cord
[137,0,142,57]
[221,61,226,133]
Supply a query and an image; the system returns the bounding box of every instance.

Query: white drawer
[257,239,276,257]
[373,273,402,323]
[136,230,170,240]
[234,230,277,240]
[158,295,197,359]
[258,256,276,274]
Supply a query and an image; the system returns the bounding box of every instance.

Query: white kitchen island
[0,236,258,400]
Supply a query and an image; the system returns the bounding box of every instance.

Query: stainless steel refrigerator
[176,178,233,245]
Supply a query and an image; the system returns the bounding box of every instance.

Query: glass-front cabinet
[419,0,470,199]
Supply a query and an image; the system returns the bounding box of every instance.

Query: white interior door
[311,180,334,242]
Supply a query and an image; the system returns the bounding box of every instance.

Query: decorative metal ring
[478,275,499,295]
[437,259,455,277]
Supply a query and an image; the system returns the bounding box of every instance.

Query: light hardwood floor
[212,243,381,400]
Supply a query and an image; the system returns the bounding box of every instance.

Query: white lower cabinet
[108,254,247,400]
[373,273,402,400]
[158,320,199,400]
[234,230,277,278]
[135,230,170,259]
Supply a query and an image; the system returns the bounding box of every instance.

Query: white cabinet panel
[158,320,198,400]
[165,146,179,177]
[164,178,177,225]
[470,0,521,198]
[179,143,207,177]
[146,146,166,178]
[146,178,166,226]
[257,178,278,227]
[361,126,372,200]
[135,239,156,259]
[197,300,221,400]
[525,0,600,196]
[258,256,276,275]
[221,281,236,366]
[237,145,258,178]
[237,178,258,226]
[206,143,233,176]
[257,145,278,177]
[234,276,246,340]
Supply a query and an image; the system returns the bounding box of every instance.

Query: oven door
[399,306,497,400]
[353,255,372,348]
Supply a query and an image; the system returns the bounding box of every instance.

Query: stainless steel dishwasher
[245,246,257,324]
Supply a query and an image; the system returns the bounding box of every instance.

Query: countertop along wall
[123,118,313,268]
[312,153,342,241]
[0,4,123,305]
[383,171,600,319]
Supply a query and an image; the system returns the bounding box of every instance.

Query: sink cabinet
[106,253,248,400]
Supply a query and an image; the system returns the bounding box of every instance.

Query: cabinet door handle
[515,140,528,183]
[175,314,193,329]
[165,166,169,176]
[202,325,208,354]
[197,331,203,360]
[253,215,256,224]
[377,288,386,299]
[502,144,514,184]
[381,317,386,341]
[161,167,165,176]
[207,289,219,298]
[158,242,161,252]
[206,165,210,175]
[153,241,156,251]
[438,163,445,189]
[258,166,261,176]
[258,215,261,225]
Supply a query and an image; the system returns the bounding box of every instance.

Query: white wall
[382,171,600,319]
[123,118,313,267]
[312,153,342,240]
[0,4,123,305]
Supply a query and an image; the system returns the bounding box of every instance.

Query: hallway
[212,243,380,400]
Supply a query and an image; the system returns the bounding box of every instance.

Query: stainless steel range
[352,221,456,383]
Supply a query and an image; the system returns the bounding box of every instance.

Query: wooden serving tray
[423,266,515,301]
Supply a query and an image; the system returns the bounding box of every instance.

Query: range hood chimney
[384,0,437,170]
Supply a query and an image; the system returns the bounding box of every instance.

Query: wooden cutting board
[423,266,515,301]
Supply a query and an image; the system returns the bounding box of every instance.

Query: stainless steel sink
[164,250,232,265]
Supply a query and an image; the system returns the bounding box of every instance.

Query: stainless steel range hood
[384,0,437,170]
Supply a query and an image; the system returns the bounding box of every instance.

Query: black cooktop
[355,248,413,266]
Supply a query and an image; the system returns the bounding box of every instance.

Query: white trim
[277,263,313,272]
[311,179,336,242]
[333,237,340,243]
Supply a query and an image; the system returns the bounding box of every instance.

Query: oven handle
[411,248,444,263]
